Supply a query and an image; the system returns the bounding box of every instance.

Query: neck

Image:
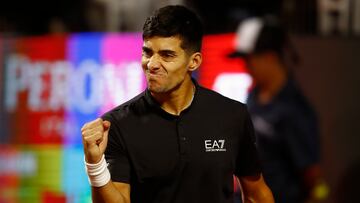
[151,77,195,115]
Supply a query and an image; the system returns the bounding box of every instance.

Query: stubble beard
[146,76,170,94]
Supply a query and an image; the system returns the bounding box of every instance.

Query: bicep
[103,116,132,183]
[235,107,261,176]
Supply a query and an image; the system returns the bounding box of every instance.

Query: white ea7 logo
[204,139,226,152]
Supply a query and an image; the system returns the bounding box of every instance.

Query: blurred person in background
[229,15,329,203]
[81,5,274,203]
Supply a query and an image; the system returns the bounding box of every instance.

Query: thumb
[103,120,111,131]
[99,121,110,153]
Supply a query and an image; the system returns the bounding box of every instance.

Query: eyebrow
[158,50,177,56]
[142,46,177,56]
[142,46,152,53]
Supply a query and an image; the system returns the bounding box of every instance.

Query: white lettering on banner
[49,61,71,111]
[4,55,144,113]
[28,61,47,111]
[73,59,102,114]
[103,63,125,107]
[102,62,143,108]
[5,55,28,111]
[0,151,37,176]
[125,62,144,99]
[204,139,226,152]
[213,73,253,103]
[39,115,78,137]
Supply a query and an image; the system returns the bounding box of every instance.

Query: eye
[142,47,153,58]
[163,53,175,58]
[142,50,151,58]
[160,51,176,61]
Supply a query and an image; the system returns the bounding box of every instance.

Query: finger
[96,137,103,145]
[87,118,103,129]
[81,118,103,133]
[99,125,109,152]
[82,125,104,139]
[89,124,105,135]
[84,131,103,146]
[80,123,88,132]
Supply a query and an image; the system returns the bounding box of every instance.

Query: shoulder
[101,91,147,123]
[197,85,249,116]
[198,85,247,107]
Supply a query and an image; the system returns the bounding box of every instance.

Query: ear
[188,52,202,72]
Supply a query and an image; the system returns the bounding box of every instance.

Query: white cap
[234,17,264,54]
[228,15,286,58]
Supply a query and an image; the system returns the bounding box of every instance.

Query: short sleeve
[102,113,131,183]
[235,106,262,177]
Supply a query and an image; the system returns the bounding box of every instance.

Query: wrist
[84,154,111,187]
[85,154,102,164]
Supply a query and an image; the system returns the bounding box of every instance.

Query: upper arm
[238,174,274,203]
[235,106,261,176]
[102,114,132,183]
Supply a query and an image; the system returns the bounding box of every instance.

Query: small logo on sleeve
[204,140,226,152]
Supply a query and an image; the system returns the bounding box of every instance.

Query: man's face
[141,36,193,94]
[245,52,272,84]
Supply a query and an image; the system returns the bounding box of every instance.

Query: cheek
[172,57,190,74]
[169,64,188,78]
[141,57,148,70]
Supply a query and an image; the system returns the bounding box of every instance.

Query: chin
[147,83,168,94]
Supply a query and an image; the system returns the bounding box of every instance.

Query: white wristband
[85,155,111,187]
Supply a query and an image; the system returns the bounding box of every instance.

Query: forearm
[239,174,275,203]
[92,181,130,203]
[242,185,274,203]
[82,119,130,202]
[85,155,130,203]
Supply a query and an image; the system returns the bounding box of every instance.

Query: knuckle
[96,118,103,124]
[82,118,102,132]
[81,123,88,131]
[81,129,87,137]
[94,125,104,133]
[95,131,103,139]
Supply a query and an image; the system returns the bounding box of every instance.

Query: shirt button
[181,137,186,141]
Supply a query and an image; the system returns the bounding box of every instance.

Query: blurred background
[1,0,360,202]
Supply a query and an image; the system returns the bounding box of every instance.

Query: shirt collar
[144,78,199,118]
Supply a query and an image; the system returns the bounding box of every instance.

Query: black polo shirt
[102,80,261,203]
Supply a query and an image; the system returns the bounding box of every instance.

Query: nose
[147,55,161,71]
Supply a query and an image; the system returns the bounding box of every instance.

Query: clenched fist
[81,118,111,164]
